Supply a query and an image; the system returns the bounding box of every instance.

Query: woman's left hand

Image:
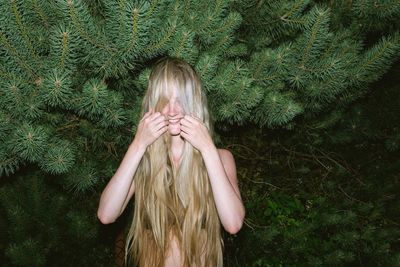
[180,114,214,152]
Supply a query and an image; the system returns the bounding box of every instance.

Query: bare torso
[164,232,183,267]
[164,230,206,267]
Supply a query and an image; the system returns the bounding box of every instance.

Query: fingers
[147,112,168,134]
[180,130,189,140]
[154,116,168,131]
[182,114,204,124]
[190,114,202,122]
[139,110,167,132]
[157,124,168,135]
[180,123,190,133]
[141,111,164,125]
[181,115,202,130]
[148,111,161,121]
[140,108,153,121]
[183,114,196,123]
[180,115,198,145]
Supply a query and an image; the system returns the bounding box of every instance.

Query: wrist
[200,141,217,155]
[130,138,147,154]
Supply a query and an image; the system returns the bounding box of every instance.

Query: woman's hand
[133,109,168,149]
[180,114,214,152]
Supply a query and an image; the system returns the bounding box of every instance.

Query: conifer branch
[117,0,127,34]
[0,154,20,177]
[0,64,13,80]
[0,32,36,78]
[143,0,159,21]
[126,7,139,53]
[182,0,192,22]
[174,30,191,58]
[280,0,308,22]
[66,0,114,52]
[361,35,399,71]
[214,12,242,34]
[196,0,225,34]
[60,32,69,69]
[143,20,177,55]
[214,35,233,55]
[10,0,40,63]
[251,52,269,81]
[31,0,49,29]
[301,8,327,67]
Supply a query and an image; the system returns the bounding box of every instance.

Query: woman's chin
[168,124,181,136]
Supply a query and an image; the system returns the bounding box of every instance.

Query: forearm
[201,144,245,234]
[97,140,146,224]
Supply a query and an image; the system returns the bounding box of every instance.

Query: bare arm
[97,110,168,224]
[180,115,245,234]
[201,146,245,234]
[97,141,146,224]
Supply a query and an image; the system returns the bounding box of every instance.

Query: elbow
[226,219,244,235]
[226,224,242,235]
[97,209,116,225]
[226,208,245,235]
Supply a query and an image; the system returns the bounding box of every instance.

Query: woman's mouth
[169,118,180,124]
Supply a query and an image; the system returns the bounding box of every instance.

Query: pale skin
[97,87,245,265]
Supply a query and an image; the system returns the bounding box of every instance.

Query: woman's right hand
[133,108,169,149]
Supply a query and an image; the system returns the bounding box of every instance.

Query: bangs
[154,73,192,114]
[143,56,211,130]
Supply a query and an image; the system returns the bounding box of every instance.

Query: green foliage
[41,68,74,108]
[5,238,47,267]
[38,139,76,175]
[222,124,400,266]
[0,0,400,266]
[1,0,400,176]
[0,173,114,266]
[10,123,49,162]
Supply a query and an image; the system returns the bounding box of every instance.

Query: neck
[170,135,184,166]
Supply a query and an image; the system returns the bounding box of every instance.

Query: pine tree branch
[144,0,159,20]
[197,0,225,33]
[0,155,19,175]
[99,6,141,71]
[174,30,192,58]
[0,32,37,78]
[280,0,307,21]
[181,0,192,22]
[10,0,40,64]
[126,7,139,53]
[143,20,177,55]
[361,35,399,72]
[301,8,328,67]
[0,64,13,80]
[66,0,114,52]
[214,12,241,35]
[116,0,127,35]
[31,0,49,29]
[60,32,70,69]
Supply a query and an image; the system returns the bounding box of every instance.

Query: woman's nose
[168,102,179,116]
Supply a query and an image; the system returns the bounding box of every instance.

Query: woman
[97,57,245,267]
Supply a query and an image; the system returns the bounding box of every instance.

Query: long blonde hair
[125,57,223,267]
